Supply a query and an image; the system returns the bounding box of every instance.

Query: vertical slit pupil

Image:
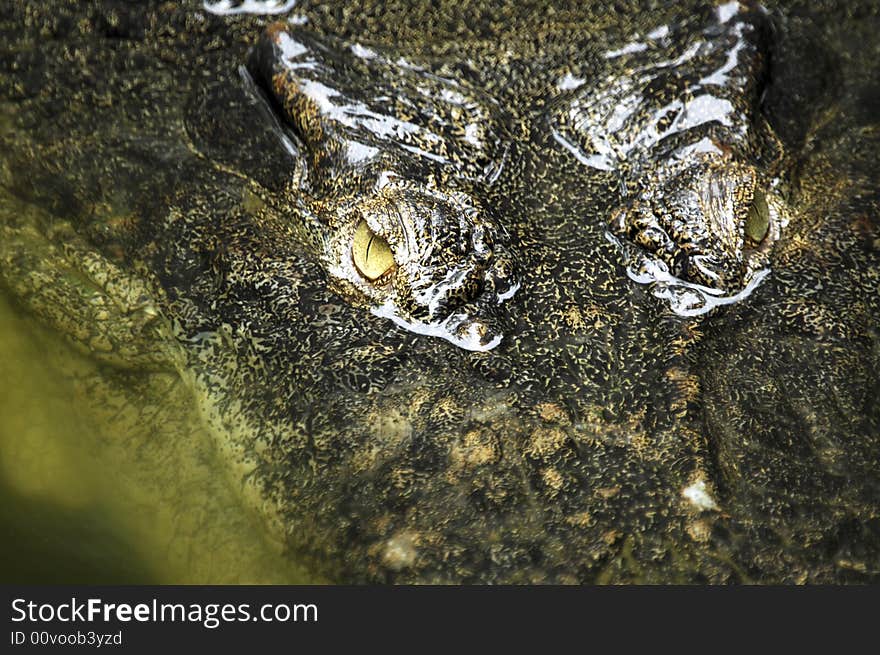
[353,219,395,281]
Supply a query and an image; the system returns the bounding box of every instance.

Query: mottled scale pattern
[245,23,520,351]
[550,2,786,305]
[249,24,509,184]
[0,0,878,584]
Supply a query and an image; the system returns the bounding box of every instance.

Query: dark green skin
[1,0,879,582]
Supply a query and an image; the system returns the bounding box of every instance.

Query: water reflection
[0,292,317,584]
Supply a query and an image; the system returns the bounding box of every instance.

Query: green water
[0,291,317,584]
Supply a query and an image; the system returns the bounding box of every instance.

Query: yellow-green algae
[0,290,318,583]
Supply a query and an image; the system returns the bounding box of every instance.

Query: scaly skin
[551,2,788,311]
[247,25,519,350]
[0,0,878,583]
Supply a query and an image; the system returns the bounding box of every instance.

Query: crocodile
[0,0,878,582]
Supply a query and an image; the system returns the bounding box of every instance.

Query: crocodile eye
[352,219,395,281]
[745,189,770,244]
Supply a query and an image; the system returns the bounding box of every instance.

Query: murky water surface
[0,292,316,583]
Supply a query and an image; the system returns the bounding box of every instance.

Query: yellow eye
[745,190,770,244]
[352,219,395,281]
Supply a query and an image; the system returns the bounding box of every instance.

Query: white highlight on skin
[399,142,449,164]
[647,25,670,40]
[345,141,380,165]
[559,79,735,172]
[463,123,482,148]
[605,23,669,63]
[371,302,502,352]
[604,41,649,59]
[717,0,741,24]
[276,31,308,60]
[673,136,724,159]
[673,94,735,130]
[557,73,586,91]
[663,41,703,69]
[497,280,521,302]
[367,265,517,352]
[276,47,459,162]
[203,0,297,16]
[700,24,747,87]
[483,144,509,184]
[682,480,720,511]
[350,43,378,60]
[606,232,771,317]
[551,128,616,171]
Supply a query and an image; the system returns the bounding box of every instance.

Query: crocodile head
[551,2,789,313]
[610,156,786,292]
[248,24,518,350]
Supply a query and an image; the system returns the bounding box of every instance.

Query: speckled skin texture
[552,4,787,298]
[0,0,878,582]
[246,24,520,350]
